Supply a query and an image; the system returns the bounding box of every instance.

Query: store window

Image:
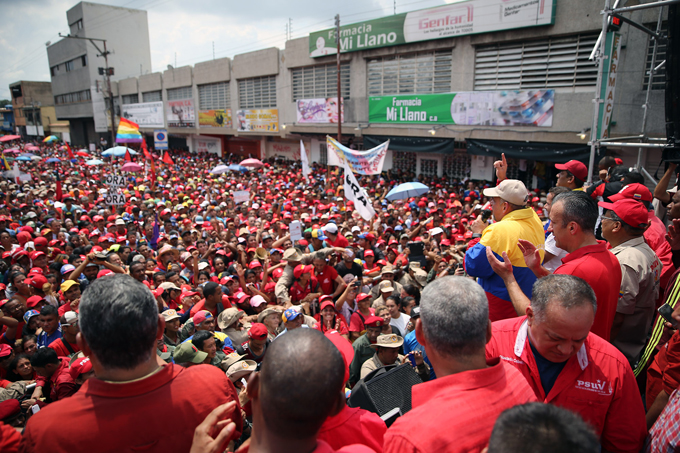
[122,94,139,105]
[167,86,193,101]
[443,153,471,180]
[239,75,277,109]
[367,50,452,96]
[291,63,350,101]
[393,151,416,174]
[475,33,598,90]
[143,91,162,102]
[198,82,230,110]
[319,143,328,165]
[643,22,667,90]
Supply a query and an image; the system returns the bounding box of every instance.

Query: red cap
[598,199,650,229]
[0,343,12,359]
[608,183,653,203]
[555,160,588,182]
[248,322,268,340]
[324,330,354,383]
[26,295,46,309]
[293,264,313,279]
[69,357,93,380]
[26,274,48,291]
[364,315,384,328]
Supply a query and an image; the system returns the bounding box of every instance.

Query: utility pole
[58,33,116,148]
[335,14,342,144]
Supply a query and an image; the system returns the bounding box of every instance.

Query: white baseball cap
[483,180,529,206]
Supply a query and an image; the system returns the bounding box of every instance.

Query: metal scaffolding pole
[587,0,610,184]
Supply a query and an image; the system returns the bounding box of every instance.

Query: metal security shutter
[122,94,138,104]
[239,75,277,109]
[167,86,193,101]
[291,63,350,101]
[198,82,230,109]
[143,91,162,102]
[367,50,452,96]
[475,33,598,90]
[643,22,667,90]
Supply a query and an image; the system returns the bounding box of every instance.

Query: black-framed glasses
[599,215,618,222]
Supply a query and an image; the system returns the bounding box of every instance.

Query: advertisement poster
[166,99,195,128]
[193,136,221,155]
[121,102,165,128]
[309,0,555,57]
[597,32,621,140]
[236,109,279,133]
[369,90,554,127]
[296,98,344,123]
[199,109,232,128]
[91,87,108,133]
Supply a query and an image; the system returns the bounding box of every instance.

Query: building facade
[9,81,59,139]
[47,1,152,147]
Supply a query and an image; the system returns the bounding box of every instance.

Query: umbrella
[228,164,247,172]
[46,158,61,163]
[76,151,89,157]
[121,162,142,172]
[3,149,20,154]
[0,135,21,142]
[24,145,41,151]
[43,135,59,143]
[102,146,138,157]
[86,159,104,166]
[19,153,36,158]
[385,182,430,201]
[240,158,263,168]
[210,164,230,174]
[30,156,41,161]
[16,156,32,161]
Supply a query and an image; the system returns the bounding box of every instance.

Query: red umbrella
[0,135,20,142]
[76,151,89,157]
[240,158,263,168]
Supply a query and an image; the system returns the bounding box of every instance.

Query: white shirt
[390,312,411,337]
[543,232,568,272]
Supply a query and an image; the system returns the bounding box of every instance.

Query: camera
[481,209,493,222]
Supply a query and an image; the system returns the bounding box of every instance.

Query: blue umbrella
[102,146,138,157]
[86,159,105,166]
[228,164,247,172]
[16,156,32,161]
[46,158,61,163]
[385,182,430,201]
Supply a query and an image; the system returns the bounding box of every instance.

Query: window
[319,142,328,165]
[198,82,230,109]
[81,55,87,67]
[122,94,139,105]
[238,75,277,109]
[367,50,452,96]
[393,151,416,173]
[50,67,56,77]
[643,22,667,90]
[474,33,598,90]
[65,60,75,72]
[292,63,350,101]
[54,89,91,105]
[167,86,193,101]
[143,91,162,102]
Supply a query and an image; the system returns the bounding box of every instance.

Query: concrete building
[69,0,668,184]
[0,105,14,134]
[47,2,152,147]
[9,81,58,139]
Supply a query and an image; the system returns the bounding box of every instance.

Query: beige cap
[217,307,245,331]
[380,285,394,293]
[162,309,180,322]
[257,307,281,324]
[159,282,181,292]
[414,268,428,287]
[282,248,303,262]
[227,359,257,382]
[483,179,528,206]
[221,352,245,370]
[370,334,404,349]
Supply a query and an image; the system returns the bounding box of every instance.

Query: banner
[300,139,310,179]
[597,32,622,140]
[121,102,164,128]
[343,161,376,221]
[233,190,250,204]
[193,136,221,155]
[369,90,554,127]
[166,99,195,128]
[199,109,232,128]
[309,0,555,57]
[296,98,343,123]
[327,136,389,175]
[91,87,108,133]
[154,129,168,150]
[236,109,279,132]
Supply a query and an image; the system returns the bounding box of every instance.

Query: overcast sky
[0,0,454,101]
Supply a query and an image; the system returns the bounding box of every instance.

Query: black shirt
[335,261,364,280]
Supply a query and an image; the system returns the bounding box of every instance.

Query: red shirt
[383,358,536,453]
[646,330,680,408]
[318,405,386,453]
[21,364,242,453]
[290,277,319,304]
[48,338,81,357]
[34,358,77,403]
[327,234,349,248]
[554,241,621,341]
[315,316,349,337]
[349,309,375,333]
[315,265,339,295]
[646,212,675,296]
[486,316,647,453]
[0,422,20,453]
[236,439,374,453]
[189,299,218,318]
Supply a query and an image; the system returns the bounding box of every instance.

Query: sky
[0,0,455,101]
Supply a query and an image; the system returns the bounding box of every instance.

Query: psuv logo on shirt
[575,379,613,396]
[500,355,525,365]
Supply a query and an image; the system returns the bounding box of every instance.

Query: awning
[466,139,596,163]
[363,135,455,155]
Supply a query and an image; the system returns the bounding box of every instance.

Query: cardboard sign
[289,220,302,242]
[233,190,250,204]
[105,174,126,187]
[105,191,126,205]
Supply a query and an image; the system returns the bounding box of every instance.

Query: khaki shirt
[223,327,249,348]
[610,236,662,365]
[369,280,404,302]
[398,273,418,288]
[359,352,429,381]
[274,252,316,303]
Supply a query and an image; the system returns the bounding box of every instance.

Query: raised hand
[493,153,508,181]
[517,239,541,271]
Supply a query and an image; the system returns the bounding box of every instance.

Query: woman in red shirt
[349,293,375,342]
[315,297,349,340]
[289,264,322,309]
[363,251,380,278]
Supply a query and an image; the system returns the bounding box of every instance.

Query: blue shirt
[529,339,566,395]
[37,326,63,349]
[404,330,436,380]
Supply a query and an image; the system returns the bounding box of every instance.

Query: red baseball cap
[598,199,649,229]
[248,322,268,340]
[608,183,653,203]
[555,160,588,182]
[69,357,93,380]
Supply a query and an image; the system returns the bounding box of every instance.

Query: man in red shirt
[189,281,226,318]
[21,274,242,453]
[29,347,77,403]
[383,276,536,453]
[323,223,349,248]
[486,274,646,453]
[487,191,621,341]
[49,311,81,357]
[313,252,347,298]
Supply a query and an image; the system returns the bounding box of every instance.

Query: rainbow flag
[116,117,143,143]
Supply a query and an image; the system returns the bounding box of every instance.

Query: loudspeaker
[662,5,680,162]
[348,364,422,426]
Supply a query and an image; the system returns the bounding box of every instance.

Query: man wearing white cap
[323,223,349,248]
[465,179,545,322]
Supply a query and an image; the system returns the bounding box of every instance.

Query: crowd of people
[0,136,678,452]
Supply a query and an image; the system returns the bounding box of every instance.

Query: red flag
[149,158,156,188]
[162,151,174,165]
[55,169,63,201]
[141,139,152,160]
[65,143,75,160]
[124,148,133,162]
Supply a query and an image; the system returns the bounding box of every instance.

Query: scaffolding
[587,0,679,184]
